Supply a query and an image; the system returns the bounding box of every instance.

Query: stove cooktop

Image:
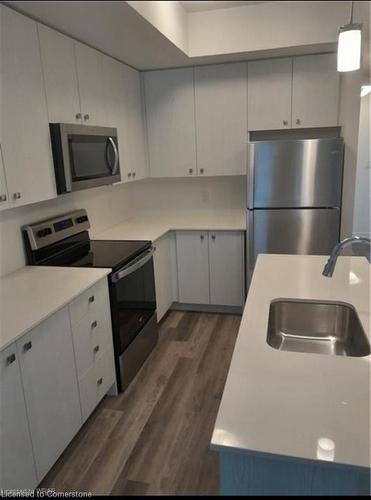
[70,239,152,272]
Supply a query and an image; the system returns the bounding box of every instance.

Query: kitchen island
[211,254,370,496]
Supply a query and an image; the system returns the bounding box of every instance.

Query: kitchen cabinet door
[0,146,9,210]
[38,24,82,124]
[292,54,339,128]
[195,63,247,176]
[144,68,197,178]
[209,231,244,307]
[17,307,82,482]
[247,58,292,131]
[153,232,177,322]
[176,231,210,304]
[0,344,38,490]
[1,6,56,207]
[74,42,108,126]
[122,66,148,182]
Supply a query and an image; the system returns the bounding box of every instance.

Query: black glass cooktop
[70,239,152,271]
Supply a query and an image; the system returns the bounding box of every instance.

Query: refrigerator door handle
[247,142,255,209]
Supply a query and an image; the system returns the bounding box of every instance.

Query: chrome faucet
[322,236,371,277]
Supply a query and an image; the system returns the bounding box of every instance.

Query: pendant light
[337,1,362,72]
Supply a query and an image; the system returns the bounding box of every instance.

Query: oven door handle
[111,247,154,283]
[107,137,119,176]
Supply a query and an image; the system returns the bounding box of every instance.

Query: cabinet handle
[200,234,204,241]
[88,295,95,303]
[283,120,288,126]
[93,345,100,353]
[0,194,7,202]
[13,192,21,200]
[75,113,82,120]
[91,320,97,329]
[84,114,90,121]
[211,235,216,241]
[23,341,32,352]
[200,168,204,174]
[189,168,193,175]
[6,353,16,366]
[132,172,136,178]
[128,172,132,178]
[97,377,103,386]
[296,118,301,125]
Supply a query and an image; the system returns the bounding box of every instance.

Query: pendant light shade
[337,24,362,72]
[337,2,362,72]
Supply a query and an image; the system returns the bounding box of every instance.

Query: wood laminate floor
[41,311,241,496]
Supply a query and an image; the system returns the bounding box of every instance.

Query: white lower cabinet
[209,231,244,307]
[0,277,116,489]
[17,307,82,482]
[0,345,38,490]
[176,230,244,307]
[69,280,116,422]
[176,231,210,304]
[153,232,178,322]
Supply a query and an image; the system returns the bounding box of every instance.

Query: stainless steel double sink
[267,299,370,357]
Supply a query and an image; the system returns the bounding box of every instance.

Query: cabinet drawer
[79,346,116,422]
[71,304,113,378]
[69,279,108,327]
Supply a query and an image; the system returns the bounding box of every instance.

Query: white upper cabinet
[1,6,56,207]
[0,146,9,210]
[144,67,197,178]
[0,345,38,490]
[292,53,339,128]
[195,63,247,176]
[248,57,292,131]
[38,24,82,124]
[122,66,148,182]
[74,42,108,126]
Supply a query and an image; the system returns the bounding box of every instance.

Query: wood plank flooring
[40,311,241,496]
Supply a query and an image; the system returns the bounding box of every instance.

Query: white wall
[353,93,371,238]
[0,183,134,277]
[0,176,245,277]
[126,176,246,215]
[188,1,349,57]
[127,0,188,54]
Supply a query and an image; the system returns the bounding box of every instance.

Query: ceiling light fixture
[337,1,362,72]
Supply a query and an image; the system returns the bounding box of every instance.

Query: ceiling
[180,1,269,12]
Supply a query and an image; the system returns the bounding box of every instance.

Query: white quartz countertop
[211,254,371,469]
[94,211,246,242]
[0,266,111,351]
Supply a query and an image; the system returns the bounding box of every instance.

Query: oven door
[50,124,121,193]
[109,247,157,356]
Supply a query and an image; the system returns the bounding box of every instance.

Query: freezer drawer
[249,138,343,208]
[248,208,340,266]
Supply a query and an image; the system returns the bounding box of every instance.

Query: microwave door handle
[111,247,154,283]
[107,137,119,175]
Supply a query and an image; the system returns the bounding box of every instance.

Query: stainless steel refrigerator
[246,137,344,284]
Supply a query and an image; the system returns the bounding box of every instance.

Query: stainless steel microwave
[50,123,121,194]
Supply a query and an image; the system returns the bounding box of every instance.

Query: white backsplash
[0,175,246,276]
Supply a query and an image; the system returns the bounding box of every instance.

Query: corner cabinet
[176,231,244,308]
[0,277,116,490]
[247,53,339,131]
[1,5,56,207]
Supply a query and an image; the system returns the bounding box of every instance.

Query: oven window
[111,257,156,354]
[69,135,117,180]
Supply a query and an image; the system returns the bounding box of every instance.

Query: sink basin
[267,299,370,357]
